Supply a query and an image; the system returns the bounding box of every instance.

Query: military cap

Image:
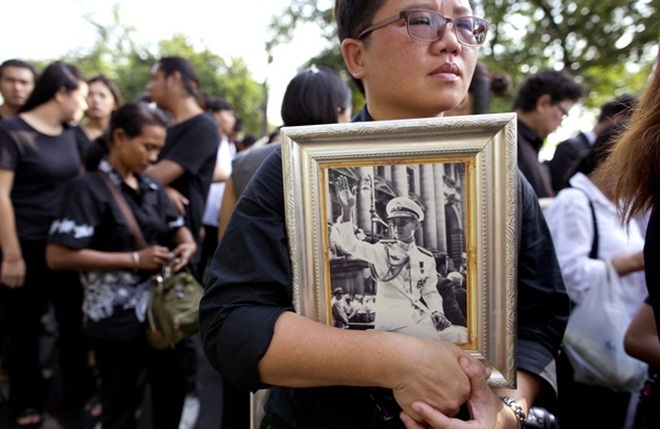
[386,197,424,222]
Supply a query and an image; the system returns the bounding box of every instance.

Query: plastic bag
[563,261,647,391]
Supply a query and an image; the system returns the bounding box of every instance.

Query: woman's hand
[399,357,512,429]
[135,245,172,272]
[165,187,189,215]
[171,242,197,272]
[1,257,26,288]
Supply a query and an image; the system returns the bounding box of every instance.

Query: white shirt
[543,173,647,317]
[202,136,236,227]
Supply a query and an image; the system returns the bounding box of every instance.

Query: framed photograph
[282,113,518,384]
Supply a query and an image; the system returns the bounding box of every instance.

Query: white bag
[563,261,647,392]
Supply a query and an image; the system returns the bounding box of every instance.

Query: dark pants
[91,336,187,429]
[557,349,632,428]
[0,240,94,419]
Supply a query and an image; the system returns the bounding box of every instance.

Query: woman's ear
[341,38,366,81]
[112,128,126,146]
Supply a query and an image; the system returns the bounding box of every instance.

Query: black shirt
[159,113,219,264]
[200,106,569,427]
[0,115,81,241]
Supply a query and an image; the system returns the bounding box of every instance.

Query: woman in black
[46,102,196,429]
[0,61,92,428]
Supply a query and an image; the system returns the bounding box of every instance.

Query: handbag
[146,259,204,349]
[98,170,203,349]
[562,191,647,391]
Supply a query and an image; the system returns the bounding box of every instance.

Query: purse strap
[573,187,599,259]
[97,170,148,249]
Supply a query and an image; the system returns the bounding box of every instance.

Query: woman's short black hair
[281,65,352,126]
[20,61,85,113]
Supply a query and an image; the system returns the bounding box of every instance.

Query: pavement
[0,334,226,429]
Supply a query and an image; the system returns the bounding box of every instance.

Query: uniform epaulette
[418,246,433,256]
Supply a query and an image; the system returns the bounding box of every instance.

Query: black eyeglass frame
[357,9,489,46]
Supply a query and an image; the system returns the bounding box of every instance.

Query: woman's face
[115,124,167,173]
[86,81,117,121]
[61,80,89,123]
[351,0,480,120]
[214,109,236,137]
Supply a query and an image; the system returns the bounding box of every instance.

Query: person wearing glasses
[512,69,585,201]
[200,1,569,428]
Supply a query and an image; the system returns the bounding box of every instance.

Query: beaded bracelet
[500,396,526,429]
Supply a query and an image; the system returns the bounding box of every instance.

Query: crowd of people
[0,0,659,428]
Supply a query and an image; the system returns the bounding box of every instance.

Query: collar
[517,120,543,152]
[352,105,373,123]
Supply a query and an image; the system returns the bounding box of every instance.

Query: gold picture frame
[252,113,518,427]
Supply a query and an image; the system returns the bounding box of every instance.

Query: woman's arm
[624,301,660,367]
[258,311,486,422]
[46,243,174,273]
[217,177,238,242]
[0,168,25,288]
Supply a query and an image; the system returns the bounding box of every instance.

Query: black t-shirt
[0,115,81,241]
[48,161,185,339]
[159,113,219,263]
[644,209,660,335]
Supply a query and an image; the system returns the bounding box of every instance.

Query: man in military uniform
[330,175,467,343]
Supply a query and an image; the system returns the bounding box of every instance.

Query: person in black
[512,68,585,200]
[547,94,637,193]
[0,61,94,428]
[47,102,197,429]
[144,56,219,279]
[200,1,569,428]
[144,57,219,420]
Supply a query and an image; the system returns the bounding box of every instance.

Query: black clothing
[0,115,93,419]
[644,208,660,335]
[0,116,81,240]
[158,113,219,266]
[47,160,188,428]
[517,120,554,198]
[548,132,591,193]
[200,105,569,427]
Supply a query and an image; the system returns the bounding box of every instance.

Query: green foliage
[267,0,660,115]
[34,7,265,136]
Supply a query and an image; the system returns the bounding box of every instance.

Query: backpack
[146,262,204,349]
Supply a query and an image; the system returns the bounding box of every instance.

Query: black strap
[96,171,147,249]
[573,187,598,259]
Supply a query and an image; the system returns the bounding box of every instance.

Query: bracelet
[131,251,140,272]
[500,396,526,429]
[2,256,22,264]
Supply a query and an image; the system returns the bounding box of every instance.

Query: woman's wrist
[131,251,140,272]
[499,396,526,429]
[2,255,23,264]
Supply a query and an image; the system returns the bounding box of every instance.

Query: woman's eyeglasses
[358,9,489,47]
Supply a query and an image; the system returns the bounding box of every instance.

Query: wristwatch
[500,396,526,428]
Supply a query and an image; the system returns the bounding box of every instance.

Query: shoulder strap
[96,171,147,249]
[573,187,598,259]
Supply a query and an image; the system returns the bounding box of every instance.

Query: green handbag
[146,261,204,349]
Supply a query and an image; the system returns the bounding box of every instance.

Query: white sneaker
[179,394,200,429]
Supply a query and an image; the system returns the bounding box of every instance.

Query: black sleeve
[199,148,293,392]
[644,209,660,336]
[516,171,570,392]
